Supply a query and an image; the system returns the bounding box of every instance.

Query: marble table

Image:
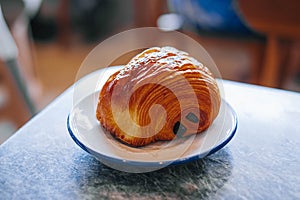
[1,69,300,199]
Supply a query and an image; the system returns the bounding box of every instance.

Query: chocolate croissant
[96,47,221,147]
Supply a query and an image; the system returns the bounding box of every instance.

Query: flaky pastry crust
[96,47,221,147]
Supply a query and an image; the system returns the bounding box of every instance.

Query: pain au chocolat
[96,47,221,147]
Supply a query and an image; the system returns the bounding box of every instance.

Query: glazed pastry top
[96,47,220,147]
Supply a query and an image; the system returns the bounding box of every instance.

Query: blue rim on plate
[67,66,238,170]
[67,100,238,168]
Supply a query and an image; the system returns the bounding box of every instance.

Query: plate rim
[67,99,238,167]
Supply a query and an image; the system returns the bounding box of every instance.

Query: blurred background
[0,0,300,143]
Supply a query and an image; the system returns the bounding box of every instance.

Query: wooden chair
[237,0,300,88]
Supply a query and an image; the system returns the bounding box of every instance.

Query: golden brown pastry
[96,47,221,147]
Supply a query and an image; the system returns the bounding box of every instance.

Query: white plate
[67,67,237,172]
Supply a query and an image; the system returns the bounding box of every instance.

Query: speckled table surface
[1,78,300,199]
